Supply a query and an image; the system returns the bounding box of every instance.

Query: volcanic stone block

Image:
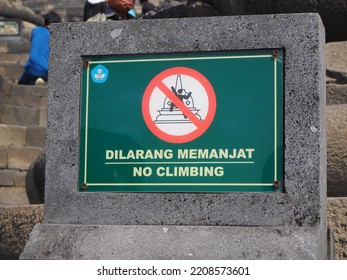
[0,187,29,205]
[0,124,26,147]
[327,84,347,105]
[8,146,41,170]
[327,198,347,260]
[327,104,347,196]
[0,54,20,65]
[4,95,41,108]
[0,205,44,259]
[39,108,47,127]
[326,41,347,73]
[0,148,7,168]
[1,106,39,126]
[26,127,46,148]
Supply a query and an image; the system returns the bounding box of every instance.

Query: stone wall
[22,0,85,22]
[325,41,347,259]
[0,205,44,259]
[328,198,347,259]
[326,41,347,197]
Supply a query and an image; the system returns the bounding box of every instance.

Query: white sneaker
[35,78,45,85]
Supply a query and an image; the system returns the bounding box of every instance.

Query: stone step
[3,94,42,108]
[8,84,48,97]
[0,65,24,82]
[0,124,27,147]
[0,82,48,126]
[327,84,347,105]
[0,53,28,67]
[0,40,30,54]
[0,187,29,205]
[0,50,27,82]
[0,169,27,188]
[0,147,7,168]
[0,124,46,148]
[23,0,84,22]
[39,107,47,127]
[24,0,84,10]
[1,105,40,126]
[26,126,46,148]
[24,0,84,5]
[7,146,42,171]
[1,83,47,108]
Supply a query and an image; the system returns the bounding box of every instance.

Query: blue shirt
[25,26,50,76]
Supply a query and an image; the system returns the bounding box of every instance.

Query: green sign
[79,50,283,192]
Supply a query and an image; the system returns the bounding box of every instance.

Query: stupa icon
[154,75,202,124]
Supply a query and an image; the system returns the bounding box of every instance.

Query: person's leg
[41,74,48,82]
[18,71,38,85]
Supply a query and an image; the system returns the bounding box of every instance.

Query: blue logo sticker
[91,65,109,83]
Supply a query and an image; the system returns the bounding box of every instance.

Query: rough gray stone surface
[21,224,323,260]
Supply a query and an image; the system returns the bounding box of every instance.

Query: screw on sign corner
[81,183,88,191]
[273,180,280,189]
[83,60,90,68]
[272,50,278,58]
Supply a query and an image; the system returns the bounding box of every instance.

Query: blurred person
[18,12,61,85]
[84,0,108,21]
[140,0,155,15]
[87,0,136,21]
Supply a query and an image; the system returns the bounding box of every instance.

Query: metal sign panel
[79,50,283,192]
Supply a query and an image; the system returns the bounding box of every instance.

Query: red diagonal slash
[157,81,202,128]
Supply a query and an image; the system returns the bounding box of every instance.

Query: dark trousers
[18,71,47,85]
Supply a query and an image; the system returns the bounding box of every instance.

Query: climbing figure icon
[169,75,192,117]
[155,74,202,124]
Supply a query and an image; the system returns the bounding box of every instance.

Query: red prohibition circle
[142,67,216,143]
